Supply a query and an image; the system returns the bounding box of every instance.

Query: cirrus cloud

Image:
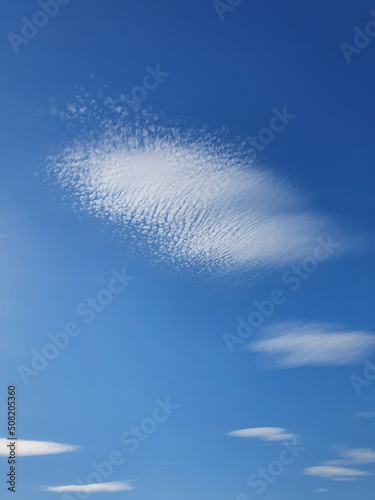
[248,322,375,368]
[304,465,372,481]
[41,481,135,493]
[354,411,375,418]
[331,446,375,465]
[305,446,375,483]
[228,427,297,442]
[0,438,79,456]
[44,95,361,281]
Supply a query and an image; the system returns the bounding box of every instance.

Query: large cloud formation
[44,94,359,280]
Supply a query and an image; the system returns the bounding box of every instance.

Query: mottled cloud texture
[44,91,360,280]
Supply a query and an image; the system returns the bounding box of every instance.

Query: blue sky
[1,0,375,499]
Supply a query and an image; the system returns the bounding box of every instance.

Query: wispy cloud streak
[42,481,135,493]
[304,465,372,481]
[354,412,375,418]
[305,446,375,481]
[0,438,79,456]
[228,427,297,442]
[248,322,375,367]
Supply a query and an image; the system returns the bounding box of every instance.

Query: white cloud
[306,446,375,483]
[42,481,135,493]
[248,322,375,368]
[0,439,79,456]
[333,447,375,465]
[44,100,359,279]
[315,489,329,493]
[228,427,297,442]
[304,465,372,481]
[354,411,375,418]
